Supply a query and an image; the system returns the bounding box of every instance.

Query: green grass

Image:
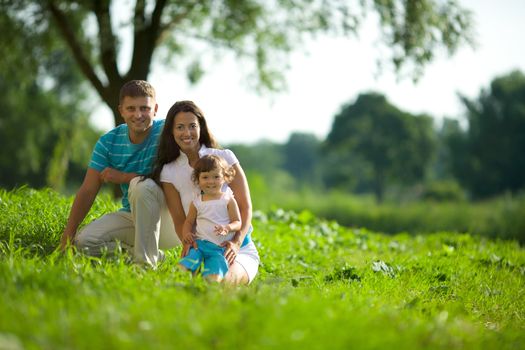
[0,187,524,349]
[254,189,525,242]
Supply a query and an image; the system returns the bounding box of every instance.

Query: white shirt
[159,145,239,215]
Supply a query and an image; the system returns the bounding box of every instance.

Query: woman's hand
[181,230,194,245]
[221,240,241,266]
[181,243,193,258]
[180,231,197,257]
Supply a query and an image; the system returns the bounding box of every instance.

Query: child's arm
[214,197,242,236]
[182,202,198,244]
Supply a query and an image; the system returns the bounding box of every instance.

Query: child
[179,154,242,282]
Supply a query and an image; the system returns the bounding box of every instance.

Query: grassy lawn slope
[0,188,524,349]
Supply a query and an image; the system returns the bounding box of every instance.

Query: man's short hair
[119,80,156,103]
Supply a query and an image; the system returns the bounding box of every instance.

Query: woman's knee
[204,274,223,283]
[223,263,249,285]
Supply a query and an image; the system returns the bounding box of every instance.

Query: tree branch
[150,0,167,39]
[180,31,252,56]
[128,0,168,79]
[92,0,122,86]
[46,0,106,100]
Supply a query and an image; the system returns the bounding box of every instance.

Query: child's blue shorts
[179,239,229,277]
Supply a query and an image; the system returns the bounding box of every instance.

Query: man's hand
[59,232,74,252]
[58,168,101,254]
[100,168,126,184]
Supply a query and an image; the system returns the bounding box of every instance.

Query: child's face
[198,168,225,195]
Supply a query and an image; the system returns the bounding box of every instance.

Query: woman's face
[172,111,201,153]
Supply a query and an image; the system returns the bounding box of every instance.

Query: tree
[0,65,100,190]
[228,140,284,175]
[451,70,525,198]
[0,8,100,190]
[325,93,436,202]
[283,132,322,186]
[227,140,294,209]
[1,0,474,128]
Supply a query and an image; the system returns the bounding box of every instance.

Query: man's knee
[73,229,96,254]
[129,177,163,202]
[73,233,88,249]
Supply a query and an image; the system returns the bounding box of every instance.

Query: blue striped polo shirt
[88,119,165,212]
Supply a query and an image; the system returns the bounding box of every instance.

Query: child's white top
[194,191,235,245]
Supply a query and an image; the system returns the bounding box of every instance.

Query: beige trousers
[74,177,180,267]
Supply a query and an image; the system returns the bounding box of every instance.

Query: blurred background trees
[0,0,473,129]
[324,93,436,202]
[448,70,525,198]
[229,70,525,206]
[0,0,477,197]
[0,8,100,191]
[283,133,323,187]
[2,1,525,214]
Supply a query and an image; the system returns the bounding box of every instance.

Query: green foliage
[0,74,98,190]
[325,93,437,202]
[0,187,119,254]
[0,0,474,127]
[421,180,466,202]
[451,70,525,198]
[372,0,475,79]
[0,188,524,349]
[252,188,525,243]
[228,141,284,174]
[283,132,322,185]
[228,141,297,209]
[0,7,100,191]
[432,118,464,181]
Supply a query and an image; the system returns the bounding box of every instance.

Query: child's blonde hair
[192,155,236,185]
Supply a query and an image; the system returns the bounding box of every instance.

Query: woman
[151,100,259,284]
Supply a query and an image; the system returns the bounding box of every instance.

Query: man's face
[118,96,158,137]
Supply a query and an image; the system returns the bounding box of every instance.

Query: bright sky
[91,0,525,145]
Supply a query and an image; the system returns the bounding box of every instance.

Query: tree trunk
[374,169,385,204]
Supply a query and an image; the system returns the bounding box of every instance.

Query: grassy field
[253,189,525,243]
[0,187,524,349]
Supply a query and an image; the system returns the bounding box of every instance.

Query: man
[59,80,178,267]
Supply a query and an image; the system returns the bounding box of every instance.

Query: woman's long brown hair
[149,100,219,184]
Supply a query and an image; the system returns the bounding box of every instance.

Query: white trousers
[74,177,180,267]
